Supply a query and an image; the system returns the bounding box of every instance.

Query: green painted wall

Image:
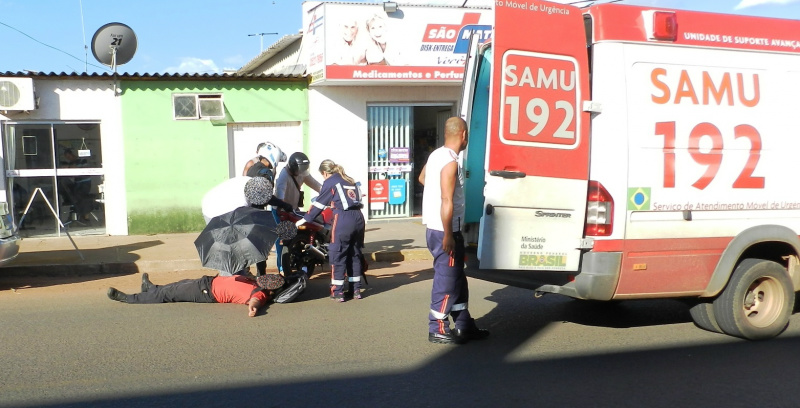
[120,79,308,234]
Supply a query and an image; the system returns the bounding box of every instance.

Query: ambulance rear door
[478,1,591,271]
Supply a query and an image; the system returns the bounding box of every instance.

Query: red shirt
[210,275,268,304]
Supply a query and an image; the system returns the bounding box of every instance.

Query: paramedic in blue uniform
[297,159,365,301]
[419,117,490,344]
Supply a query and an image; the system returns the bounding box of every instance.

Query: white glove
[295,219,307,227]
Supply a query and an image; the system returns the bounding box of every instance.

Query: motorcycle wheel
[280,245,315,277]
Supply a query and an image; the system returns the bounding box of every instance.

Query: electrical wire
[79,0,88,72]
[0,20,109,72]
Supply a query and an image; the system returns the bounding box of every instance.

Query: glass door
[367,106,413,219]
[4,122,105,237]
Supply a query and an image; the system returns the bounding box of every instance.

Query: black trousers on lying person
[126,275,217,304]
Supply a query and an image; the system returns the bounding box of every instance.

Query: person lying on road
[106,273,285,317]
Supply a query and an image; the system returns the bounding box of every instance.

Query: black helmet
[287,152,310,176]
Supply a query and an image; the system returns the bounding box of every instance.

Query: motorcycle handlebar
[277,208,328,231]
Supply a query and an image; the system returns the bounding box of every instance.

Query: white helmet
[257,142,287,168]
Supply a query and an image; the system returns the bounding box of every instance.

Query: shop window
[173,94,224,120]
[4,122,105,238]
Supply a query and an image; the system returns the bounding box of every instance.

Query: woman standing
[297,160,365,301]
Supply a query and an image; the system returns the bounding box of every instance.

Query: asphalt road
[2,261,800,408]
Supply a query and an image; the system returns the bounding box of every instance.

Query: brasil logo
[628,187,650,211]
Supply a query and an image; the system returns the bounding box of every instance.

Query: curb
[1,250,432,277]
[1,263,140,277]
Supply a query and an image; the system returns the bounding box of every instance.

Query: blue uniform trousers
[329,209,365,297]
[427,229,474,334]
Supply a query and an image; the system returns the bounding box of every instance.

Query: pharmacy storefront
[300,2,491,219]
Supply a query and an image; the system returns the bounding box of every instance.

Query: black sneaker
[428,332,465,345]
[141,273,155,292]
[107,287,128,303]
[453,326,490,341]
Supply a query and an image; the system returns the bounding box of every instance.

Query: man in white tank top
[419,117,489,345]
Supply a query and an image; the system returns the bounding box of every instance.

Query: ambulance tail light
[585,180,613,237]
[644,10,678,42]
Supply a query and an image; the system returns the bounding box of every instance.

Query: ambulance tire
[688,302,722,334]
[712,259,794,340]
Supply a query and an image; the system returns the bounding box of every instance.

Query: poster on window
[389,147,410,163]
[388,179,406,205]
[369,179,389,203]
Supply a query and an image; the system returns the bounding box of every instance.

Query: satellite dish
[91,22,138,71]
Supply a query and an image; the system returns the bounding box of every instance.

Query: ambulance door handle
[489,170,526,179]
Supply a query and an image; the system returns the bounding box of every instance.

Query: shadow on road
[298,263,433,301]
[25,277,800,408]
[364,237,419,259]
[0,240,166,290]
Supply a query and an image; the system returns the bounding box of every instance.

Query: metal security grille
[367,106,413,219]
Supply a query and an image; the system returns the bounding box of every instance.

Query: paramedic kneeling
[419,117,489,345]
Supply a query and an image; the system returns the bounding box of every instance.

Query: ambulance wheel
[712,259,794,340]
[688,302,722,334]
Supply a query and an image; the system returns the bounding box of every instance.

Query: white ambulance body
[462,1,800,339]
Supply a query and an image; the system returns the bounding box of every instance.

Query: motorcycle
[276,207,332,278]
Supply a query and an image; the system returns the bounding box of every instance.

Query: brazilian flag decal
[628,187,650,211]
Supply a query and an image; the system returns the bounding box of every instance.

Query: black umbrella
[194,206,278,275]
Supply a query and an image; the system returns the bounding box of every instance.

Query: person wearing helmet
[276,152,322,211]
[273,152,322,274]
[242,141,288,181]
[242,142,268,176]
[240,142,294,276]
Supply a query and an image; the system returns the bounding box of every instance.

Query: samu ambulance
[460,1,800,340]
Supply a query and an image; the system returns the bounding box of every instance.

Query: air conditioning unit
[0,78,36,111]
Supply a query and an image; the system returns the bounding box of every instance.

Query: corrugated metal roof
[0,71,305,80]
[238,33,304,74]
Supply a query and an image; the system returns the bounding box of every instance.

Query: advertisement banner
[389,147,410,163]
[305,4,492,84]
[369,179,389,203]
[305,4,327,81]
[388,179,406,205]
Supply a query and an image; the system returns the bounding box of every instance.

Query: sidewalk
[2,219,431,277]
